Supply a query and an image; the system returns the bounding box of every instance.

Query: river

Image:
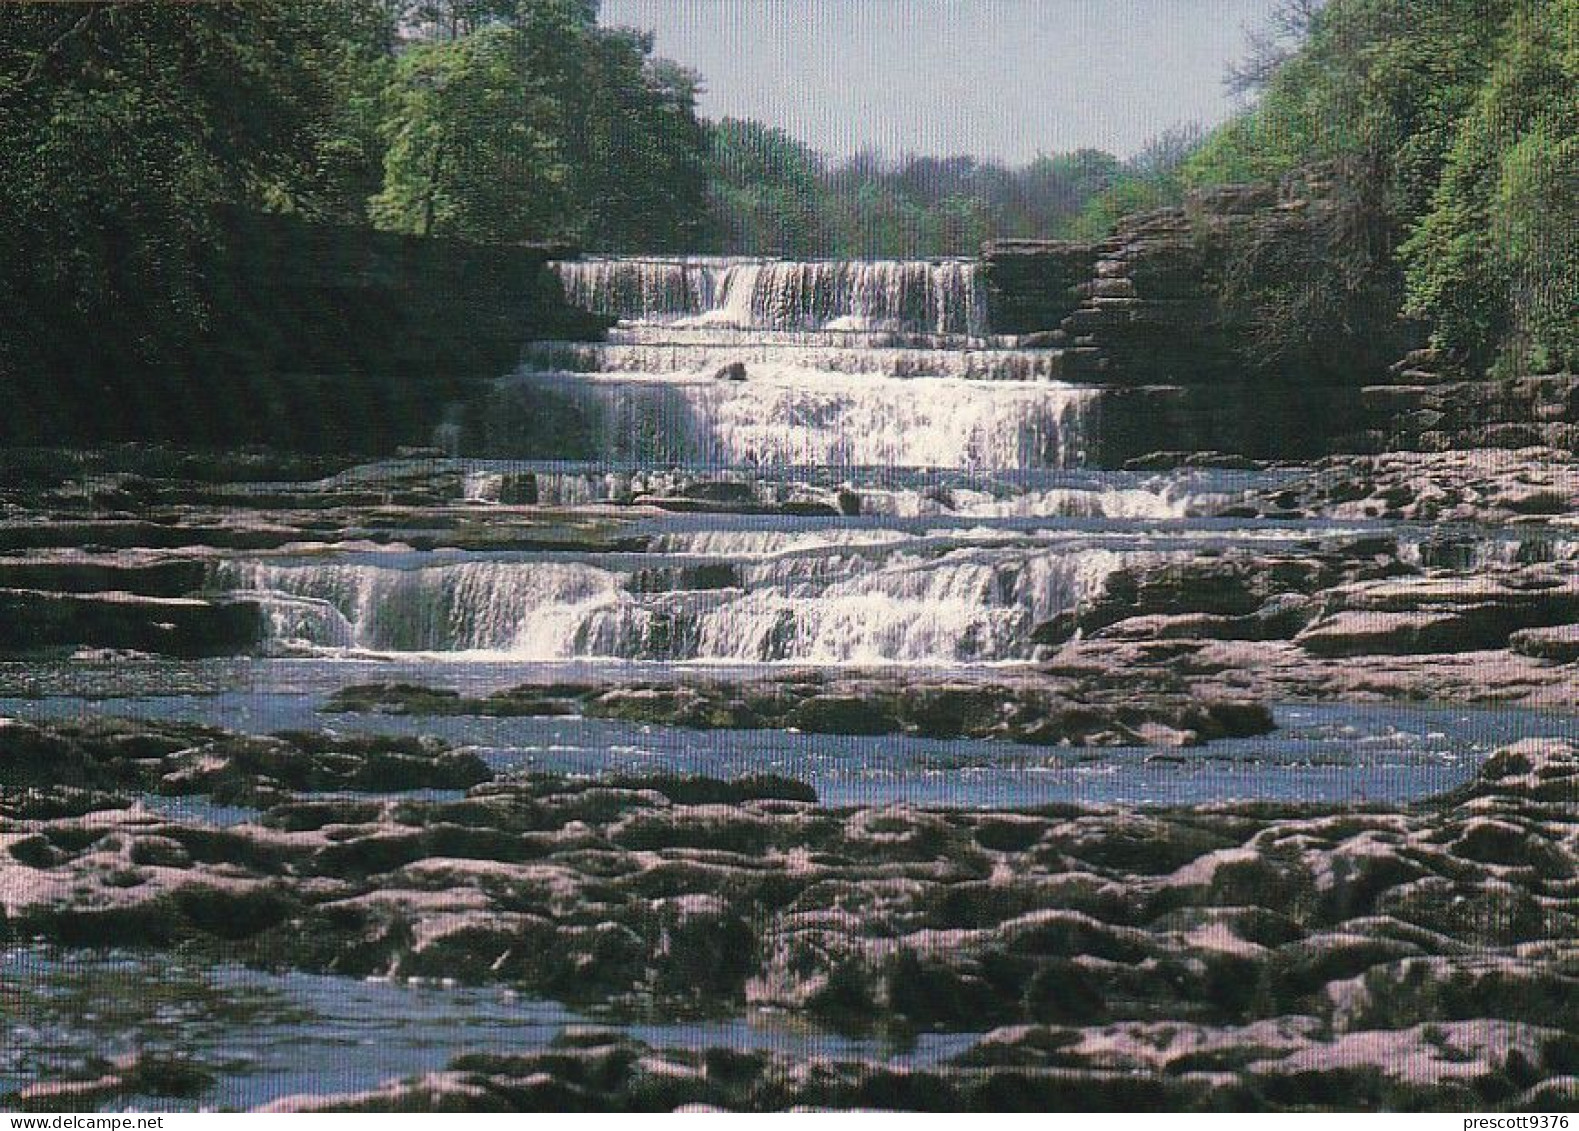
[2,255,1574,1110]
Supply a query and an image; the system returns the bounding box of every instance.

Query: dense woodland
[0,0,1572,407]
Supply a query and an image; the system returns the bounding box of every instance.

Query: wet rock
[261,1072,498,1113]
[6,716,1578,1113]
[679,480,755,505]
[3,1053,215,1112]
[1043,551,1396,647]
[1043,813,1233,875]
[257,1017,1579,1112]
[575,676,1273,748]
[0,716,214,790]
[164,731,490,801]
[1297,610,1503,656]
[0,555,207,597]
[0,589,263,658]
[1455,738,1579,804]
[1510,624,1579,664]
[1297,575,1579,656]
[1243,448,1579,525]
[602,772,816,805]
[787,694,900,735]
[651,894,758,996]
[326,681,597,718]
[0,786,130,821]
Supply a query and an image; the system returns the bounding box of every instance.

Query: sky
[599,0,1280,164]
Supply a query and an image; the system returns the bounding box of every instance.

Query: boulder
[1509,624,1579,664]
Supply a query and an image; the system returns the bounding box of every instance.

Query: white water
[555,257,989,336]
[460,464,1242,520]
[221,539,1141,663]
[501,256,1103,471]
[233,255,1254,664]
[493,368,1097,470]
[525,339,1069,382]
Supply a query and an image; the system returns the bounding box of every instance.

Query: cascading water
[488,369,1097,470]
[488,255,1102,472]
[227,254,1187,666]
[221,539,1142,663]
[555,257,731,323]
[554,257,990,336]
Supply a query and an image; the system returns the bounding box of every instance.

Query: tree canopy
[1088,0,1578,376]
[1,0,1570,390]
[0,2,388,376]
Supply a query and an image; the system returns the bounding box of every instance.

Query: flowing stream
[7,255,1577,1110]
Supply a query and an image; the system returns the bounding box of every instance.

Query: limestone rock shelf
[3,716,1576,1112]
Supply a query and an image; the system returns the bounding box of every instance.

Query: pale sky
[600,0,1278,163]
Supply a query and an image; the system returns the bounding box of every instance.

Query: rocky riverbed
[0,443,1575,1110]
[2,716,1577,1111]
[323,675,1274,749]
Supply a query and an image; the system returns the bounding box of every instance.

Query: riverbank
[1,265,1573,1113]
[2,716,1575,1111]
[0,215,608,453]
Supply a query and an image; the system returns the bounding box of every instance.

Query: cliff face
[983,188,1377,460]
[978,239,1098,338]
[1,212,609,454]
[1364,352,1579,453]
[983,181,1578,460]
[983,180,1402,387]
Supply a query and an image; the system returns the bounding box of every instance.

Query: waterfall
[523,340,1070,382]
[365,253,1134,667]
[487,369,1097,470]
[220,543,1140,663]
[554,257,990,336]
[555,258,731,322]
[224,559,647,656]
[528,254,1099,472]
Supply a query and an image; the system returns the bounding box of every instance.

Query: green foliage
[1066,126,1204,239]
[705,119,834,256]
[1182,0,1574,376]
[370,27,569,241]
[704,133,1128,256]
[369,5,706,248]
[1180,116,1298,189]
[4,0,1568,406]
[1216,156,1413,379]
[0,1,387,377]
[1400,0,1578,371]
[567,33,709,250]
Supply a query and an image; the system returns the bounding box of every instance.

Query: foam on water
[221,540,1140,663]
[554,257,989,336]
[490,367,1098,470]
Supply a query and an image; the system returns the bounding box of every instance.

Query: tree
[1171,0,1564,377]
[1068,132,1199,238]
[369,27,569,241]
[563,31,708,250]
[1400,0,1578,372]
[369,2,706,250]
[1225,0,1329,96]
[705,119,832,255]
[0,1,384,376]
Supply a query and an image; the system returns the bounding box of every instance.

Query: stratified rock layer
[3,718,1575,1111]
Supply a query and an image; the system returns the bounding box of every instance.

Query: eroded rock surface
[1039,512,1578,708]
[259,1020,1579,1112]
[326,675,1274,749]
[1234,447,1579,526]
[3,717,1575,1111]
